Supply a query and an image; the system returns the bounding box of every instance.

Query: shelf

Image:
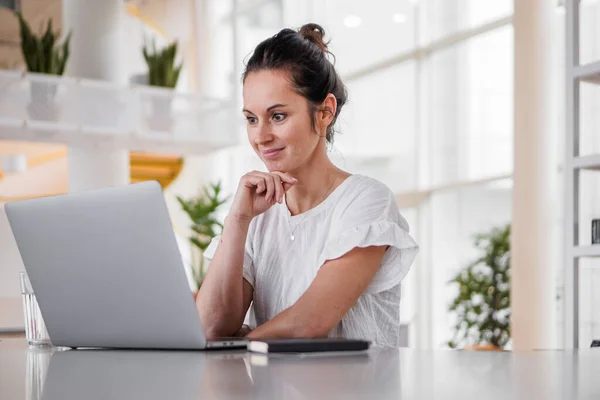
[572,245,600,259]
[572,154,600,170]
[0,70,240,155]
[574,60,600,85]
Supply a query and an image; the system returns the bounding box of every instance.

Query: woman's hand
[230,171,297,221]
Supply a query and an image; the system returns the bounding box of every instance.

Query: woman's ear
[318,93,337,134]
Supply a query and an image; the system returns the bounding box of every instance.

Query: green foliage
[142,39,183,88]
[177,182,229,289]
[447,224,511,349]
[15,12,71,75]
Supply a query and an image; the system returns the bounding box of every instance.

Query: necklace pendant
[291,235,295,241]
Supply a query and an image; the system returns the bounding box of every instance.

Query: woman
[197,23,418,347]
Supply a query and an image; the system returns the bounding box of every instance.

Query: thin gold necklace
[285,177,337,241]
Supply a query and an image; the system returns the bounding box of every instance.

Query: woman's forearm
[196,214,251,337]
[245,309,295,340]
[246,305,329,340]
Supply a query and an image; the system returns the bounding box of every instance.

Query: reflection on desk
[38,348,398,400]
[1,339,599,400]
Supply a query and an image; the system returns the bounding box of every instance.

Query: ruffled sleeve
[203,220,256,288]
[317,179,419,294]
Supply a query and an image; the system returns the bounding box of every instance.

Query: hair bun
[298,23,328,53]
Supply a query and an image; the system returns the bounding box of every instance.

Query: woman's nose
[254,123,274,145]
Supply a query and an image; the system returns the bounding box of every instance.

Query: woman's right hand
[229,171,297,221]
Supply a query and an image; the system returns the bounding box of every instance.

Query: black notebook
[247,338,371,354]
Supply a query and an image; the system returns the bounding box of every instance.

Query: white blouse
[203,174,419,347]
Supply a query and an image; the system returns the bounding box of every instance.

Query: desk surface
[0,339,598,400]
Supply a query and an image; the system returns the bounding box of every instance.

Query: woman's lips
[261,148,284,159]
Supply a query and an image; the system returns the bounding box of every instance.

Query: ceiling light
[392,13,407,23]
[343,15,362,28]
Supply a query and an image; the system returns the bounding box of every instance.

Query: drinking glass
[20,272,51,346]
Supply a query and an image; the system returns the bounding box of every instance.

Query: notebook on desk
[247,338,371,354]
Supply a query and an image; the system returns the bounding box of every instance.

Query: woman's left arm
[246,245,387,339]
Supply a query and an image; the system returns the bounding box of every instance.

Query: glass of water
[20,272,51,346]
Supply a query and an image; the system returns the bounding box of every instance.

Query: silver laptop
[5,181,247,350]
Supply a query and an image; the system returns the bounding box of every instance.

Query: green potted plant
[142,39,183,132]
[447,224,511,351]
[177,181,229,295]
[143,39,183,89]
[15,12,71,121]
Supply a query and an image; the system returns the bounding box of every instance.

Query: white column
[68,149,129,192]
[194,0,211,95]
[511,0,558,350]
[63,0,129,192]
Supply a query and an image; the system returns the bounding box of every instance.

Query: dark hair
[242,23,348,145]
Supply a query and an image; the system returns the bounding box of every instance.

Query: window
[429,184,512,348]
[333,62,417,193]
[428,26,513,186]
[318,0,417,75]
[421,0,512,44]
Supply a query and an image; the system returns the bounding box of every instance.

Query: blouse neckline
[282,174,359,222]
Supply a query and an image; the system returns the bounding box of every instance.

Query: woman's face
[242,69,323,173]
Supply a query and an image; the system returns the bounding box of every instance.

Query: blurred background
[0,0,598,350]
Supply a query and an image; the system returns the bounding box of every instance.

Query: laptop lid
[5,181,207,349]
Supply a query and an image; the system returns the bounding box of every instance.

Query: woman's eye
[246,116,257,125]
[272,113,286,122]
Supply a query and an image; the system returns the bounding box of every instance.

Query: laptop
[5,181,247,350]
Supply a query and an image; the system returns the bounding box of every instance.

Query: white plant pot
[147,96,174,133]
[26,80,61,122]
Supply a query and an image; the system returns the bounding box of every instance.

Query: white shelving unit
[574,60,600,84]
[572,154,600,170]
[0,70,240,155]
[572,245,600,259]
[565,0,600,349]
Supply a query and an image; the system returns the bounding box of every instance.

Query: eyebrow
[242,104,288,114]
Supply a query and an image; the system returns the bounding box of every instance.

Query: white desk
[0,339,598,399]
